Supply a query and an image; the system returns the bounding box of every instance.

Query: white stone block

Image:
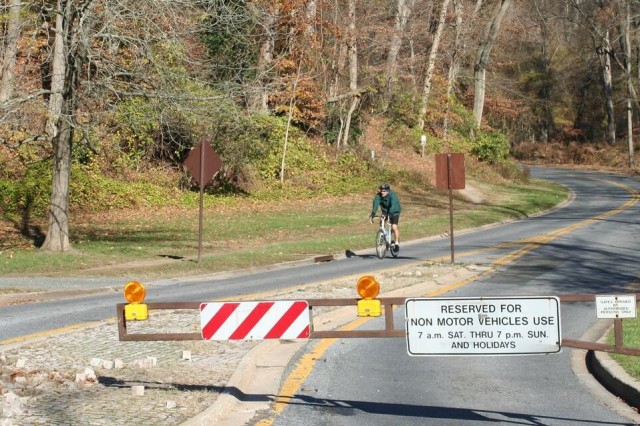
[102,360,114,369]
[90,358,102,367]
[2,407,13,418]
[114,358,125,369]
[181,351,192,360]
[74,373,86,383]
[144,357,157,367]
[84,368,97,381]
[166,400,177,409]
[131,385,145,396]
[15,359,26,369]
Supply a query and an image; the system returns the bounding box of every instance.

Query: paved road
[268,167,640,425]
[1,167,639,426]
[1,167,637,339]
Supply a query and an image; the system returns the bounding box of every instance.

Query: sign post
[184,140,223,262]
[405,296,561,356]
[435,153,465,263]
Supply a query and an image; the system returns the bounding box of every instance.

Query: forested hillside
[1,0,639,252]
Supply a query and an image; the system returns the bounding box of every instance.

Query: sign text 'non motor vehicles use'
[405,297,561,356]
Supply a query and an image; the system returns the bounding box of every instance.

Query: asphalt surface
[0,263,469,425]
[2,166,640,425]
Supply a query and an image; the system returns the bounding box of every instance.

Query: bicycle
[374,215,399,259]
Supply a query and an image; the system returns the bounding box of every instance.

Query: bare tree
[338,0,359,149]
[306,0,317,34]
[385,0,416,93]
[41,0,85,251]
[418,0,451,131]
[0,0,22,104]
[473,0,512,128]
[442,0,462,139]
[597,31,616,145]
[621,0,634,166]
[248,3,278,114]
[35,0,207,251]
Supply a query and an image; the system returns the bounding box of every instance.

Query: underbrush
[512,141,640,169]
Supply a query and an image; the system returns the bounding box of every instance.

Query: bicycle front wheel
[376,229,386,259]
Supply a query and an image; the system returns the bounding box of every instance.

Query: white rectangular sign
[595,295,637,319]
[405,297,561,356]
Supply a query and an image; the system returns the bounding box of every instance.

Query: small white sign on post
[405,297,561,356]
[595,295,637,319]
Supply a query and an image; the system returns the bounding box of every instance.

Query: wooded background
[1,0,639,251]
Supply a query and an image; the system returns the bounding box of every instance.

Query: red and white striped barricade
[200,301,310,340]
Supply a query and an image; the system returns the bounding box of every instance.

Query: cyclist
[369,183,402,252]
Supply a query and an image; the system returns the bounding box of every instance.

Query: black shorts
[387,214,400,225]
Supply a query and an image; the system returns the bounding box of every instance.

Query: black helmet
[379,183,390,191]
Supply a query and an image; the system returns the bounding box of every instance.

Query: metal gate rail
[116,294,640,356]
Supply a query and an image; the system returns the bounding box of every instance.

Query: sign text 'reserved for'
[405,297,561,356]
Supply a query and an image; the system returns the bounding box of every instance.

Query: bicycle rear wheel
[376,230,386,259]
[391,241,399,258]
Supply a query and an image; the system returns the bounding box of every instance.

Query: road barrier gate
[117,293,640,357]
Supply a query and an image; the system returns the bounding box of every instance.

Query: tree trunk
[623,0,634,167]
[385,0,415,93]
[249,6,277,114]
[418,0,451,131]
[329,0,345,99]
[41,0,85,252]
[46,0,68,138]
[41,100,74,251]
[305,0,317,34]
[533,0,555,142]
[280,65,301,183]
[339,0,359,149]
[473,0,512,128]
[598,31,616,145]
[443,0,463,139]
[0,0,22,105]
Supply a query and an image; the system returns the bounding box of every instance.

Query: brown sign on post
[435,153,465,190]
[183,140,223,262]
[434,153,465,264]
[184,141,222,186]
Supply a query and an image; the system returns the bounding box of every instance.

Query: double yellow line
[259,179,639,425]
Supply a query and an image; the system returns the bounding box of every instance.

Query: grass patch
[606,314,640,379]
[0,178,567,280]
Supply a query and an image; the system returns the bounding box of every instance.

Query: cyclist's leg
[390,214,400,245]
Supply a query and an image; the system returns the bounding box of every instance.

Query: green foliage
[323,105,362,146]
[387,91,420,128]
[112,98,161,169]
[1,160,52,220]
[244,116,371,200]
[450,101,478,140]
[70,163,183,211]
[201,0,257,82]
[382,124,422,151]
[471,131,511,164]
[439,134,473,156]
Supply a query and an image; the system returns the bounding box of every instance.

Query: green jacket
[371,190,401,216]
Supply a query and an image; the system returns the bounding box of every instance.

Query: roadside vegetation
[2,0,640,398]
[607,319,640,381]
[0,172,567,280]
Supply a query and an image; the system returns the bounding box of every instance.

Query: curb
[179,267,482,426]
[590,350,640,409]
[574,320,640,423]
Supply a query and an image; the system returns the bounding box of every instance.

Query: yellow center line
[0,321,105,346]
[259,179,639,425]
